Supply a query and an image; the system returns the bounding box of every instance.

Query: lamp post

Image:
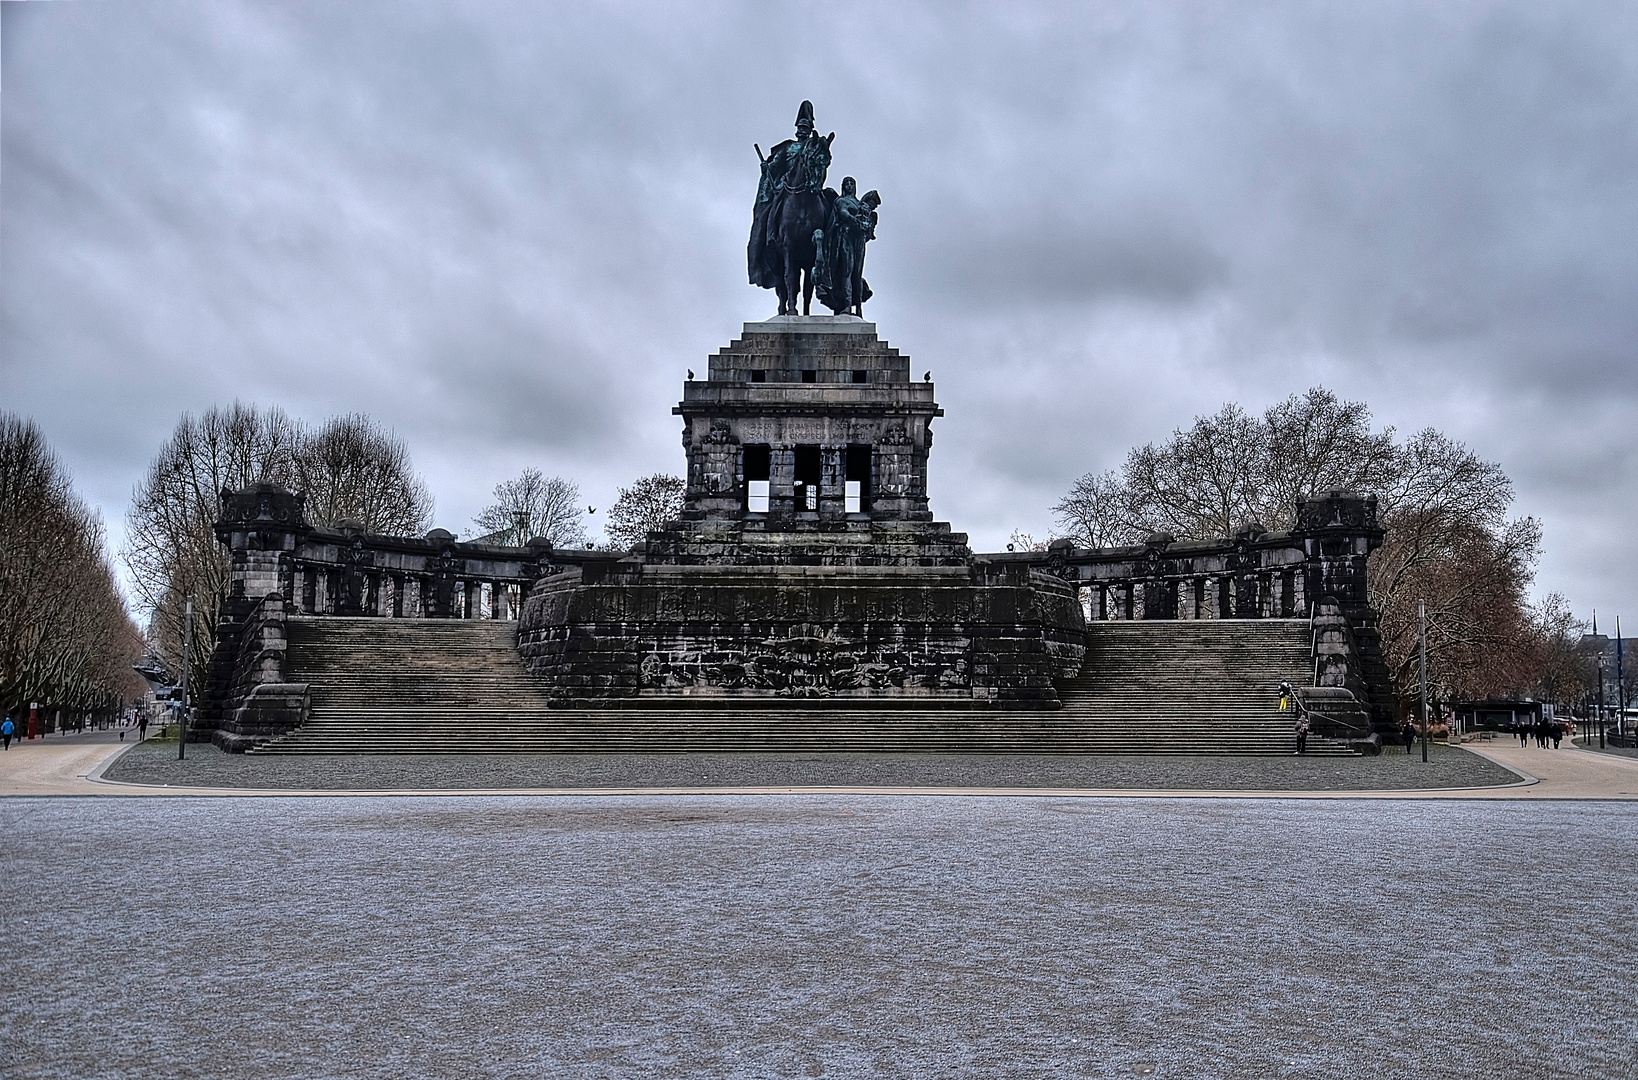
[1618,616,1626,744]
[178,598,191,761]
[1597,650,1606,751]
[1419,599,1429,763]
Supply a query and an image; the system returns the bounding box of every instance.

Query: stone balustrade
[984,491,1393,737]
[984,491,1382,625]
[197,482,621,749]
[213,482,616,622]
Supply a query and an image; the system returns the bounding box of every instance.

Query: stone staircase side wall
[211,593,309,753]
[1311,599,1396,737]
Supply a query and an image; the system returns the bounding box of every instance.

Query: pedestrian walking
[1294,716,1310,755]
[137,715,148,741]
[1551,723,1563,750]
[1,716,13,751]
[1401,720,1416,754]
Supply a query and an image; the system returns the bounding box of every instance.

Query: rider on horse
[748,101,834,310]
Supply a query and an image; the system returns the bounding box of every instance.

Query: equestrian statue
[748,101,881,317]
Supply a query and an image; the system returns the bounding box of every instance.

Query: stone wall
[517,562,1085,705]
[210,593,309,753]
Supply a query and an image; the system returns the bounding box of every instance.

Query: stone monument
[199,104,1395,752]
[518,105,1087,704]
[516,314,1087,704]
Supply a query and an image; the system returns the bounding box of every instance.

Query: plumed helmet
[796,100,815,128]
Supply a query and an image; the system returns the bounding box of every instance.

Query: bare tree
[1053,389,1403,544]
[1363,428,1541,703]
[1050,387,1545,705]
[472,469,588,547]
[1121,402,1267,539]
[123,403,299,692]
[1,413,144,722]
[1260,389,1399,526]
[1049,470,1134,548]
[294,413,433,534]
[603,474,685,550]
[1525,593,1590,708]
[1006,530,1050,552]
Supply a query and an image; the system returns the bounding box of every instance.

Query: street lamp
[178,598,191,761]
[1419,599,1429,763]
[1597,650,1606,750]
[1618,616,1626,744]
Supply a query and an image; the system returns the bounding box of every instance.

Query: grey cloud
[910,212,1227,307]
[4,0,1638,615]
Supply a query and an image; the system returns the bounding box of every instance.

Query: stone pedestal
[675,316,938,523]
[518,317,1086,707]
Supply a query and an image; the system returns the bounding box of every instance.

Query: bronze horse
[769,137,832,315]
[749,102,835,316]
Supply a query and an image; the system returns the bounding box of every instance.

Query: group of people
[1512,719,1564,749]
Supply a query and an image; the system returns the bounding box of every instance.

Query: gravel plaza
[4,738,1638,1078]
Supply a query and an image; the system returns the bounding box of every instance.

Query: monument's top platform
[706,315,908,386]
[742,315,877,336]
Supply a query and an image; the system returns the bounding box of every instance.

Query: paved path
[0,731,160,796]
[1459,738,1638,799]
[5,729,1635,799]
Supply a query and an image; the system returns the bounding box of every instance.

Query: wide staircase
[1058,620,1351,754]
[252,616,1351,755]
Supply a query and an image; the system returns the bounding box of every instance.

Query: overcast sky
[3,0,1636,620]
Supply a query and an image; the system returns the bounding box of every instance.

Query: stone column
[215,484,309,602]
[769,446,796,517]
[819,445,846,519]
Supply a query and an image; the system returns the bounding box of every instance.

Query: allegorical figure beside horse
[812,175,880,317]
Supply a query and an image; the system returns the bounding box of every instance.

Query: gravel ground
[2,795,1634,1079]
[1575,738,1638,761]
[102,740,1520,791]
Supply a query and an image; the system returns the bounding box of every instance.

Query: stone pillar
[465,581,481,620]
[872,425,917,521]
[769,446,796,517]
[493,581,510,620]
[215,484,310,602]
[684,417,743,519]
[1294,492,1383,616]
[819,445,846,519]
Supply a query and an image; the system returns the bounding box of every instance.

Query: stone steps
[256,615,1352,755]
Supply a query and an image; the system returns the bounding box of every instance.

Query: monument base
[516,558,1085,706]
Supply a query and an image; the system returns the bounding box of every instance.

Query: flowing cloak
[813,190,874,313]
[747,136,830,289]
